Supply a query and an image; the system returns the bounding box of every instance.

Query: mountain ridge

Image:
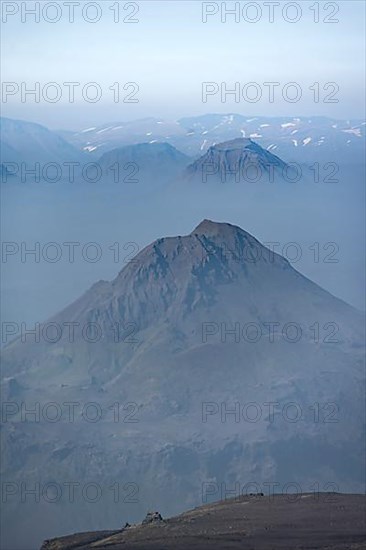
[55,113,366,161]
[98,141,190,184]
[0,116,83,166]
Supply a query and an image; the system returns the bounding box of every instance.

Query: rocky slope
[40,493,366,549]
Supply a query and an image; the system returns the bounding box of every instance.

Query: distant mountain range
[1,220,364,549]
[59,114,366,163]
[0,115,296,184]
[1,115,365,181]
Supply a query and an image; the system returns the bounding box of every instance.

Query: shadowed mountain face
[0,117,83,167]
[98,142,191,184]
[40,493,366,550]
[185,139,290,183]
[1,221,365,550]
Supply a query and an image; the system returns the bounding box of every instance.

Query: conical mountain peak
[208,137,253,151]
[190,219,256,243]
[185,138,289,182]
[191,219,237,234]
[2,219,363,418]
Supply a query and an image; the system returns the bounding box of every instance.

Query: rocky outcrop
[142,511,164,525]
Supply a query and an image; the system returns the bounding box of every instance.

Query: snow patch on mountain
[342,128,362,137]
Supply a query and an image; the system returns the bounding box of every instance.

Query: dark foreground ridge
[40,493,366,549]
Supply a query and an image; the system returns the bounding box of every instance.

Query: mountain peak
[98,141,190,184]
[185,138,288,183]
[191,219,241,236]
[209,137,253,151]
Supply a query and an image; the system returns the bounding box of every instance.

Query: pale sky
[1,0,365,129]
